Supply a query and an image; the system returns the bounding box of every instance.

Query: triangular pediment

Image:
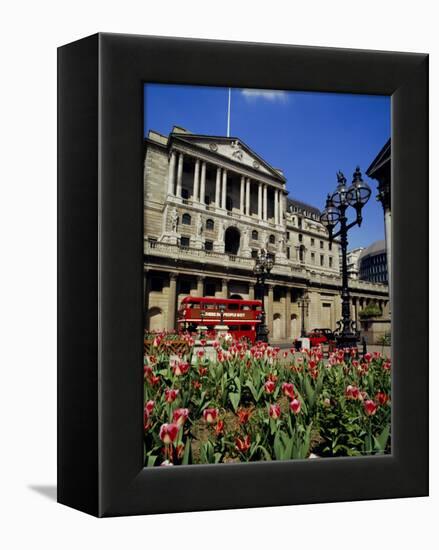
[172,134,286,183]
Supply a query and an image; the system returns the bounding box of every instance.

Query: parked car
[307,328,335,347]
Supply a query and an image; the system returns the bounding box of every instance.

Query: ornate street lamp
[320,168,371,349]
[218,303,226,325]
[253,248,274,343]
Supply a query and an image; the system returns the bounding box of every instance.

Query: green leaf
[374,423,390,453]
[229,392,241,412]
[182,439,191,465]
[146,454,157,467]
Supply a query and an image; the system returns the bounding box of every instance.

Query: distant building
[344,247,364,279]
[366,139,391,289]
[359,240,388,284]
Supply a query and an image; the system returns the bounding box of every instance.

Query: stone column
[221,169,227,209]
[193,158,200,202]
[274,189,279,225]
[240,176,245,213]
[263,184,268,221]
[221,278,228,298]
[200,161,206,205]
[197,275,204,297]
[176,153,184,197]
[167,151,176,195]
[258,182,262,219]
[249,282,255,300]
[215,167,221,207]
[279,192,284,226]
[245,178,251,215]
[167,273,177,330]
[285,287,291,339]
[267,284,274,336]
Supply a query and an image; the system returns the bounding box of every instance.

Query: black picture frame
[58,33,428,517]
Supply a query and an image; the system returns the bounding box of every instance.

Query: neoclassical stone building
[143,126,390,343]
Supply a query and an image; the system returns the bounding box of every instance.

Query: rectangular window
[204,240,213,251]
[320,254,324,266]
[286,231,290,240]
[311,238,315,246]
[320,240,324,249]
[311,252,315,263]
[328,242,332,251]
[180,236,190,248]
[286,247,290,259]
[329,257,333,268]
[298,234,303,242]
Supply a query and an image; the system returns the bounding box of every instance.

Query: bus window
[228,303,239,310]
[241,325,251,331]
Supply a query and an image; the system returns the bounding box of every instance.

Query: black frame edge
[57,33,100,516]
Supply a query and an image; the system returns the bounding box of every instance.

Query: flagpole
[227,87,231,137]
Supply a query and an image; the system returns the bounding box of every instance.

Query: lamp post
[320,167,371,349]
[253,248,274,343]
[298,291,310,338]
[218,303,226,325]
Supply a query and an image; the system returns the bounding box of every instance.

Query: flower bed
[144,334,391,466]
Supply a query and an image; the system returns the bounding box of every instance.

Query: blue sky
[144,84,390,249]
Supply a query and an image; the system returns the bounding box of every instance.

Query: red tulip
[215,419,224,436]
[173,361,190,376]
[364,352,372,363]
[237,409,251,424]
[144,399,155,416]
[164,388,179,403]
[159,423,179,444]
[192,380,202,390]
[269,404,281,420]
[282,382,296,400]
[173,408,189,427]
[235,435,251,453]
[264,380,276,394]
[198,366,208,377]
[363,400,378,416]
[375,392,389,406]
[203,408,219,424]
[345,385,360,400]
[197,350,205,358]
[290,398,301,415]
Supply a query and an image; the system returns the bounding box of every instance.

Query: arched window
[182,213,191,225]
[206,218,214,230]
[269,234,275,244]
[251,230,258,241]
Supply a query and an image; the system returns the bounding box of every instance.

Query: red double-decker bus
[177,296,263,343]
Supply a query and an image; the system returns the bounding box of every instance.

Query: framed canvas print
[57,33,428,517]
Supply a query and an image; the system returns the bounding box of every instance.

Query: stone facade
[144,126,390,343]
